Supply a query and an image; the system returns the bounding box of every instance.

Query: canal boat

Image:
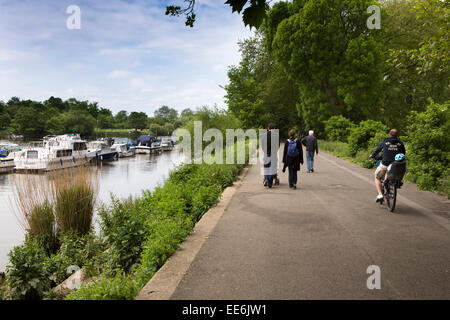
[0,157,15,173]
[157,137,175,151]
[111,143,136,158]
[11,134,93,171]
[135,135,162,154]
[88,140,119,161]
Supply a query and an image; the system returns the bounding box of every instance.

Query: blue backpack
[287,139,299,158]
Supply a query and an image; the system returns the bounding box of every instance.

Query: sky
[0,0,254,115]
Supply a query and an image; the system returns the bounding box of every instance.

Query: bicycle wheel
[385,181,397,212]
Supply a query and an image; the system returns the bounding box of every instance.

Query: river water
[0,149,184,271]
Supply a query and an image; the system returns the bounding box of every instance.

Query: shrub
[348,120,388,156]
[65,274,139,300]
[44,232,102,285]
[325,115,355,142]
[406,101,450,197]
[0,273,7,300]
[97,198,147,274]
[6,240,51,300]
[134,214,195,287]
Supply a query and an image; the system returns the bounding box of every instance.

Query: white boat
[11,134,93,171]
[0,142,21,173]
[157,137,175,151]
[111,143,136,158]
[0,158,15,173]
[135,135,161,154]
[88,140,119,161]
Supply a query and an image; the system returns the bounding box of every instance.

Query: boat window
[27,150,39,159]
[73,142,87,151]
[57,149,72,157]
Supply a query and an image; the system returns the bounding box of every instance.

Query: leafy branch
[165,0,268,29]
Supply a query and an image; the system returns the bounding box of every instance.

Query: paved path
[170,149,450,299]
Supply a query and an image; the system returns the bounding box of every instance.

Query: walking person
[261,123,279,188]
[282,129,303,189]
[301,130,319,173]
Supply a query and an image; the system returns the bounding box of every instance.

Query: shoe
[310,169,314,173]
[293,185,297,189]
[375,195,384,203]
[263,180,268,187]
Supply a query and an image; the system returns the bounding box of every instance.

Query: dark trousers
[288,166,297,187]
[264,175,274,187]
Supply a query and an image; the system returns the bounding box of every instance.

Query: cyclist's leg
[374,164,387,201]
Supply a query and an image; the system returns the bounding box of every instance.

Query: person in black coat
[282,129,304,189]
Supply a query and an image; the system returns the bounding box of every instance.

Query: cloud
[0,0,254,114]
[107,70,135,79]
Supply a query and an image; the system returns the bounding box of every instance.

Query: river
[0,148,184,272]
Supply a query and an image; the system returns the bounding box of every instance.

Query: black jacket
[371,137,406,166]
[283,138,304,171]
[261,130,280,157]
[301,135,319,153]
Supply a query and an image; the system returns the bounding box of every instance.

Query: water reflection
[0,150,184,271]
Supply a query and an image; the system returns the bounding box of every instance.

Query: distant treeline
[0,96,195,138]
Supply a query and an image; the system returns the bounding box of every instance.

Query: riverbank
[0,155,247,300]
[0,151,184,271]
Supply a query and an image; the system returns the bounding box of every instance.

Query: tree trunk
[322,79,339,112]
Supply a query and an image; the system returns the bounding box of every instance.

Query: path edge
[135,166,250,300]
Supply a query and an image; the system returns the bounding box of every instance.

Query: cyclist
[370,129,406,203]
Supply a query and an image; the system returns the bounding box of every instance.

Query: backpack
[287,139,299,158]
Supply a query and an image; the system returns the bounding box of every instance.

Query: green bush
[44,232,101,285]
[406,101,450,197]
[325,115,355,142]
[348,120,388,156]
[65,274,139,300]
[6,240,51,300]
[0,273,7,300]
[134,214,195,287]
[97,198,147,274]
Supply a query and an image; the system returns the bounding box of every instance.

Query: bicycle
[381,177,403,212]
[374,159,406,213]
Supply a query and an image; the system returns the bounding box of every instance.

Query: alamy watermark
[366,265,381,290]
[66,5,81,30]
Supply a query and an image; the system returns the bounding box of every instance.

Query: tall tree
[128,112,148,131]
[114,110,129,129]
[225,34,301,135]
[268,0,384,131]
[154,106,178,125]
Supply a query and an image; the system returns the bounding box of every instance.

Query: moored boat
[111,143,136,158]
[135,135,161,154]
[11,134,93,171]
[88,140,119,161]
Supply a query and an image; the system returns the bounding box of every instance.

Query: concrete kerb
[135,166,250,300]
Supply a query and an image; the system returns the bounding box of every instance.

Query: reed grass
[13,165,98,252]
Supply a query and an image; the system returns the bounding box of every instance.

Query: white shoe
[376,195,384,203]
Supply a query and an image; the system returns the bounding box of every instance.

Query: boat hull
[0,159,15,174]
[14,156,92,172]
